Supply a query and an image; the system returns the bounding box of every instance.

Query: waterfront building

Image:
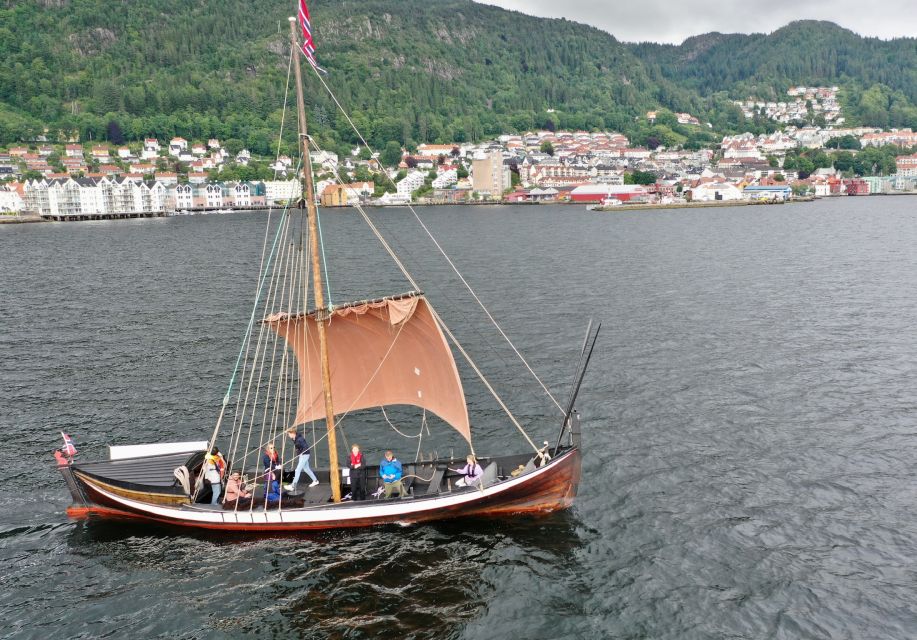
[687,182,743,202]
[743,185,793,201]
[263,180,302,205]
[0,184,25,212]
[226,183,251,208]
[174,184,194,210]
[192,183,223,208]
[843,179,870,195]
[569,184,650,203]
[471,151,510,197]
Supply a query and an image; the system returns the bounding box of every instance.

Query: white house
[310,150,339,172]
[169,137,188,156]
[142,139,160,160]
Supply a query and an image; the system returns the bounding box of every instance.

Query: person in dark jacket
[285,427,319,491]
[349,443,367,501]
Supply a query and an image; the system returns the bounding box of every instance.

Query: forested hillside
[1,1,915,152]
[632,21,917,129]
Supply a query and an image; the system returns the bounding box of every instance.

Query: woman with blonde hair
[450,454,484,488]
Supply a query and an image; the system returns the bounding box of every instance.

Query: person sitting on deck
[223,471,251,509]
[379,450,406,498]
[284,427,319,491]
[203,448,223,505]
[450,454,484,488]
[349,443,367,501]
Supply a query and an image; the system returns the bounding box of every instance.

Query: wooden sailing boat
[56,9,599,533]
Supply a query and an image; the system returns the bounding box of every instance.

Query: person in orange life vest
[203,447,223,505]
[211,446,226,478]
[349,443,367,501]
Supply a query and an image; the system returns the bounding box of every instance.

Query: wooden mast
[288,16,342,503]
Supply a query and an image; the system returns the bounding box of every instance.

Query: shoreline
[4,191,914,223]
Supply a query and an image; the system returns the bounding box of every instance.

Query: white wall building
[689,182,744,202]
[263,180,302,204]
[174,184,193,210]
[396,170,426,197]
[0,185,24,212]
[431,169,457,189]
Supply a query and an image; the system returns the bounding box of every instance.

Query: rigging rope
[311,67,564,416]
[307,136,538,455]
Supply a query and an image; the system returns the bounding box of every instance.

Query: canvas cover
[265,295,471,443]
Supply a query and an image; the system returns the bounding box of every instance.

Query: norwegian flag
[298,0,327,74]
[60,432,77,456]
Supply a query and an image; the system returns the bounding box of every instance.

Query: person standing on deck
[203,448,223,505]
[349,443,367,501]
[285,427,319,491]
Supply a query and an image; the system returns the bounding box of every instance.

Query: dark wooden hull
[63,448,581,532]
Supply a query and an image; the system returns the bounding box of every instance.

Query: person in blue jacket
[284,427,319,491]
[379,450,406,498]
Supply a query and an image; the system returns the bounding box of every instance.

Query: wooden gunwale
[67,448,580,532]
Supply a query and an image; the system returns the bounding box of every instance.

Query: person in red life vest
[349,443,367,501]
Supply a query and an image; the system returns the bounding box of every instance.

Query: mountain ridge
[0,1,915,150]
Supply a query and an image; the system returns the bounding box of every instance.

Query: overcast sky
[476,0,916,44]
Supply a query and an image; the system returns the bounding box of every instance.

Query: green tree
[380,141,402,167]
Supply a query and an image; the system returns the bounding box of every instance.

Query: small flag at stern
[61,432,77,456]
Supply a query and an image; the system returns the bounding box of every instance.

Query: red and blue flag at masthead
[298,0,327,74]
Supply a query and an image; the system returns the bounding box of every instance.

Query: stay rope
[311,67,564,416]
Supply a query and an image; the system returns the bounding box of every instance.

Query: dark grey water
[2,198,917,639]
